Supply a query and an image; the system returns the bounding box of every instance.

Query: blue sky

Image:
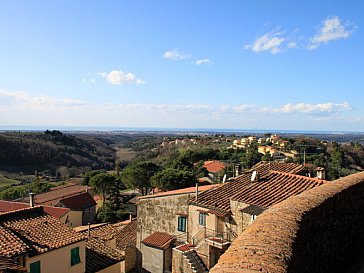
[0,1,363,131]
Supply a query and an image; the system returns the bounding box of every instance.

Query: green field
[0,173,21,191]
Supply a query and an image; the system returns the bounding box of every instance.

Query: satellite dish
[222,174,227,183]
[251,171,257,182]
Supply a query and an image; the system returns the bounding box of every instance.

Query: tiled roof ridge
[35,190,87,204]
[269,170,326,183]
[0,206,43,219]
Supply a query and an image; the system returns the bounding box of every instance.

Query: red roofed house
[0,206,86,273]
[202,160,226,183]
[28,183,97,226]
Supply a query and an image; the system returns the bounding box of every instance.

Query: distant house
[203,160,226,183]
[0,206,86,273]
[27,183,96,226]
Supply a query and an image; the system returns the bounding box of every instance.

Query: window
[251,215,257,222]
[71,247,81,266]
[177,216,187,232]
[30,261,41,273]
[199,213,206,226]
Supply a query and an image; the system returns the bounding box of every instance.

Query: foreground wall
[210,172,364,273]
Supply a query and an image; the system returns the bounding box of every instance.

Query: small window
[251,215,257,222]
[177,216,187,232]
[30,261,41,273]
[71,247,81,266]
[199,213,206,226]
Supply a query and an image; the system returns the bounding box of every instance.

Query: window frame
[199,212,206,226]
[177,216,187,232]
[71,246,81,266]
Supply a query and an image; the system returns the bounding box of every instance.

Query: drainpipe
[87,223,91,239]
[195,183,199,201]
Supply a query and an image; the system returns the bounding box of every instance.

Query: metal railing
[192,227,237,246]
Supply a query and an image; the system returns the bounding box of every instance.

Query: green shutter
[30,261,40,273]
[178,216,187,232]
[71,247,81,266]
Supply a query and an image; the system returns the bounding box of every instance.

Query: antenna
[251,171,257,182]
[222,174,227,183]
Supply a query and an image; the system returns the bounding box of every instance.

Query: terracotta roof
[203,160,226,173]
[139,184,219,199]
[33,184,92,206]
[75,223,118,242]
[142,232,174,249]
[188,173,252,212]
[0,207,85,258]
[249,161,304,177]
[231,171,325,208]
[0,201,70,219]
[188,167,325,212]
[115,219,137,250]
[85,238,124,273]
[60,192,96,210]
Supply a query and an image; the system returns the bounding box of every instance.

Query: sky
[0,0,363,131]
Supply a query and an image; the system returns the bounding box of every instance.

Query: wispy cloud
[244,29,286,54]
[162,49,191,60]
[82,78,96,84]
[196,58,212,65]
[308,16,355,50]
[98,70,145,85]
[0,90,87,110]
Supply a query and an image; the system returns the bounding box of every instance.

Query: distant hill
[0,130,115,175]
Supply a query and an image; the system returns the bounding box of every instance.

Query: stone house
[136,185,219,273]
[184,165,326,271]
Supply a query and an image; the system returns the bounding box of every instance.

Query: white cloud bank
[162,49,191,60]
[99,70,145,85]
[0,90,355,131]
[308,16,355,50]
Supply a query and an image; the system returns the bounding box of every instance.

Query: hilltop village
[1,131,364,272]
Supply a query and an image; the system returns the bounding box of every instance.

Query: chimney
[85,185,88,193]
[195,183,199,201]
[29,193,35,207]
[87,223,91,238]
[316,167,326,180]
[235,164,240,177]
[251,171,259,182]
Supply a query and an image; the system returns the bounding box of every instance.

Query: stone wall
[136,193,194,271]
[210,172,364,273]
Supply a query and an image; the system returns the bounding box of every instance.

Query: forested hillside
[0,130,115,176]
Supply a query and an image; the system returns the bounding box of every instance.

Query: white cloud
[308,16,355,50]
[279,102,352,114]
[244,29,286,54]
[196,58,212,65]
[162,49,191,60]
[99,70,145,85]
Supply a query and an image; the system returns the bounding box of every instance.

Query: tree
[121,162,160,195]
[151,168,197,191]
[96,200,128,223]
[89,173,114,204]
